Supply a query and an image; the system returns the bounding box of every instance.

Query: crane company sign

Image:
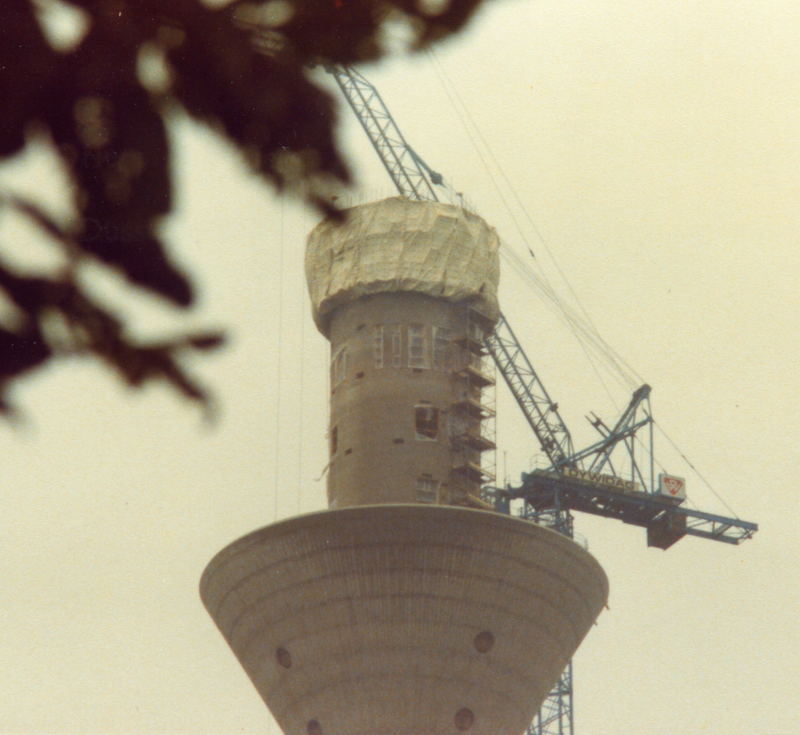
[658,473,686,500]
[562,467,641,494]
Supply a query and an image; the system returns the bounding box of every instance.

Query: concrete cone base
[200,505,608,735]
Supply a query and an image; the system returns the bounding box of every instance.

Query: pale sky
[1,1,798,733]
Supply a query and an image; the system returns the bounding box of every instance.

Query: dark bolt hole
[473,630,495,653]
[275,647,292,669]
[455,707,474,731]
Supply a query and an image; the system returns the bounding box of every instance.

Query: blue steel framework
[485,313,575,468]
[485,314,581,735]
[327,66,443,202]
[502,475,758,547]
[325,62,758,735]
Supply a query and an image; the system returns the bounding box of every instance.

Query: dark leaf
[0,325,50,379]
[0,0,60,158]
[41,25,192,305]
[277,0,488,62]
[0,0,491,416]
[6,195,74,249]
[164,2,350,200]
[0,262,64,313]
[185,334,226,351]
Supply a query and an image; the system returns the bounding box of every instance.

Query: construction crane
[326,63,758,735]
[328,64,756,538]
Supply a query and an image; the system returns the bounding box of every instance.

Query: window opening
[416,475,439,503]
[433,326,452,370]
[415,404,439,440]
[468,320,484,343]
[331,347,348,387]
[408,324,428,368]
[391,325,403,367]
[372,326,384,369]
[449,411,467,439]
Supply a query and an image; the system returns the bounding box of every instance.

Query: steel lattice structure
[327,65,443,202]
[527,666,574,735]
[320,61,757,735]
[485,313,576,468]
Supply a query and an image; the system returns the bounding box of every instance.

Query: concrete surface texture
[325,291,496,507]
[200,505,609,735]
[307,198,501,508]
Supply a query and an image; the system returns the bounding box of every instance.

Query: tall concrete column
[305,197,501,508]
[201,198,609,735]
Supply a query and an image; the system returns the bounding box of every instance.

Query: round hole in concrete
[473,630,495,653]
[275,647,292,669]
[307,719,322,735]
[454,707,474,731]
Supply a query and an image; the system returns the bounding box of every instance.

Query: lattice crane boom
[327,65,443,202]
[328,65,578,469]
[486,313,575,468]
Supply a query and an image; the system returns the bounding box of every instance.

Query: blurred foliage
[0,0,487,416]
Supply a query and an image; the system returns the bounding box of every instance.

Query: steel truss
[326,65,443,202]
[484,313,575,468]
[319,61,757,735]
[512,475,757,547]
[527,665,574,735]
[517,502,575,735]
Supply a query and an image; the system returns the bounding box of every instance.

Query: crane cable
[297,207,306,516]
[499,244,639,392]
[654,420,740,518]
[423,48,742,517]
[272,196,285,522]
[424,48,642,396]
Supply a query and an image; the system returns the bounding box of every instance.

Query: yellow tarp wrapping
[306,197,500,334]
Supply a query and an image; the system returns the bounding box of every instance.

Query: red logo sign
[662,476,684,496]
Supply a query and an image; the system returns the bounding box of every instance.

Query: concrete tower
[201,198,608,735]
[305,197,501,509]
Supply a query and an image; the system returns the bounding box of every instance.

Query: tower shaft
[201,197,608,735]
[306,196,501,509]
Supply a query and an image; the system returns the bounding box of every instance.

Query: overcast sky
[1,1,798,733]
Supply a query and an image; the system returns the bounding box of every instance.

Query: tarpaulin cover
[306,197,500,334]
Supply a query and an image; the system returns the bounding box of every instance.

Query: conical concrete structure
[201,198,608,735]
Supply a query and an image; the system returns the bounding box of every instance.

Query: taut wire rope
[422,48,739,515]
